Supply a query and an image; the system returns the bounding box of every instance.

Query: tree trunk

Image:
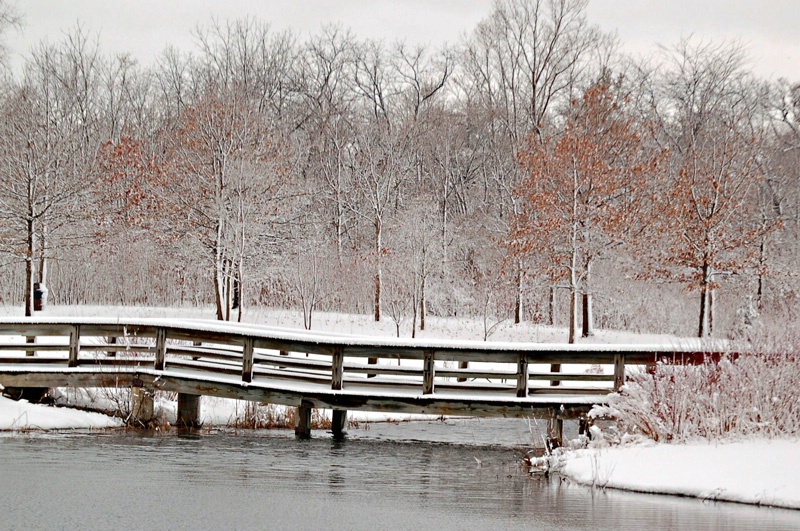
[698,263,711,337]
[25,218,34,317]
[213,221,225,321]
[374,220,382,322]
[419,249,427,331]
[581,258,594,337]
[514,262,523,324]
[548,285,556,325]
[38,221,48,288]
[568,286,579,344]
[756,236,766,310]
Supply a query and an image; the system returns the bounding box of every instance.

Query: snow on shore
[0,394,122,430]
[550,439,800,510]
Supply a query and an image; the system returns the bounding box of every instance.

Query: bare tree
[638,40,774,337]
[461,0,605,324]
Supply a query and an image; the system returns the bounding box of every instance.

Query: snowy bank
[551,439,800,510]
[0,394,123,431]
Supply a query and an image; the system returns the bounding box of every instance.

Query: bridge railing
[0,318,730,399]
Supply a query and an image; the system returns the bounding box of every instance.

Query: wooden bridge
[0,318,726,443]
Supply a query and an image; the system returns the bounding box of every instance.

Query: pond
[1,418,798,530]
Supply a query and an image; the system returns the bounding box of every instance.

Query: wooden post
[295,400,313,439]
[516,353,529,398]
[154,327,167,371]
[25,336,35,357]
[107,336,117,358]
[332,409,347,440]
[331,347,344,390]
[367,356,377,378]
[457,361,469,382]
[176,393,202,428]
[549,363,561,387]
[131,386,155,427]
[68,325,80,368]
[192,340,202,361]
[613,353,625,391]
[547,408,563,449]
[242,337,254,383]
[423,350,435,395]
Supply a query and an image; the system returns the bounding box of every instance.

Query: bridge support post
[176,393,202,428]
[331,409,347,440]
[130,387,155,427]
[547,409,563,449]
[295,400,313,439]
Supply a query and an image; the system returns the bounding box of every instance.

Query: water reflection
[0,423,798,530]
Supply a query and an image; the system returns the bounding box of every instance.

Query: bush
[591,337,800,442]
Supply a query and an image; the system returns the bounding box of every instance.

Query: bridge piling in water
[131,386,155,427]
[295,400,313,439]
[547,409,564,448]
[177,393,202,428]
[332,409,347,439]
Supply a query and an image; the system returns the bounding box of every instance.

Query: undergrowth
[592,333,800,443]
[228,402,332,430]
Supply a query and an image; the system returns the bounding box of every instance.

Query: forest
[0,0,798,342]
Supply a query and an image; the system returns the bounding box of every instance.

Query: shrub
[591,336,800,442]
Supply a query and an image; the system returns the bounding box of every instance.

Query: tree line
[0,0,798,341]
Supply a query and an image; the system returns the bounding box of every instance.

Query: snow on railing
[0,317,732,399]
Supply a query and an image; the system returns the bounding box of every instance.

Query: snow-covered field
[1,304,798,511]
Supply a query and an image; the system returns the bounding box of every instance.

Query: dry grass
[227,402,332,430]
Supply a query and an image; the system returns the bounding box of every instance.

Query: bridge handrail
[0,318,732,398]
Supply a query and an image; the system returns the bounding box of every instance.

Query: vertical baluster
[613,353,625,391]
[242,337,254,383]
[516,353,529,398]
[68,325,81,368]
[331,347,344,390]
[155,327,166,371]
[423,351,435,395]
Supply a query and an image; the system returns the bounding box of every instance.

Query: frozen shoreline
[545,438,800,510]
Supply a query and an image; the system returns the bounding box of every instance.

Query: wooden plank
[529,373,614,382]
[242,336,254,383]
[255,354,331,371]
[0,344,70,351]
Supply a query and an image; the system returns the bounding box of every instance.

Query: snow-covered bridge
[0,318,725,443]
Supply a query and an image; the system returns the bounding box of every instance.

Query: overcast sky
[7,0,800,81]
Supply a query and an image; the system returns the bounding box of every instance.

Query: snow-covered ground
[1,305,797,511]
[0,394,122,430]
[544,438,800,510]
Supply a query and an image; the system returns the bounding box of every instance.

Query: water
[1,419,799,530]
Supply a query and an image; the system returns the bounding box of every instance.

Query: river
[1,418,798,530]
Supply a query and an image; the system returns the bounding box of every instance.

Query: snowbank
[0,394,123,431]
[551,439,800,510]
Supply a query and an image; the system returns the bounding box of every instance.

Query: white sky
[7,0,800,81]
